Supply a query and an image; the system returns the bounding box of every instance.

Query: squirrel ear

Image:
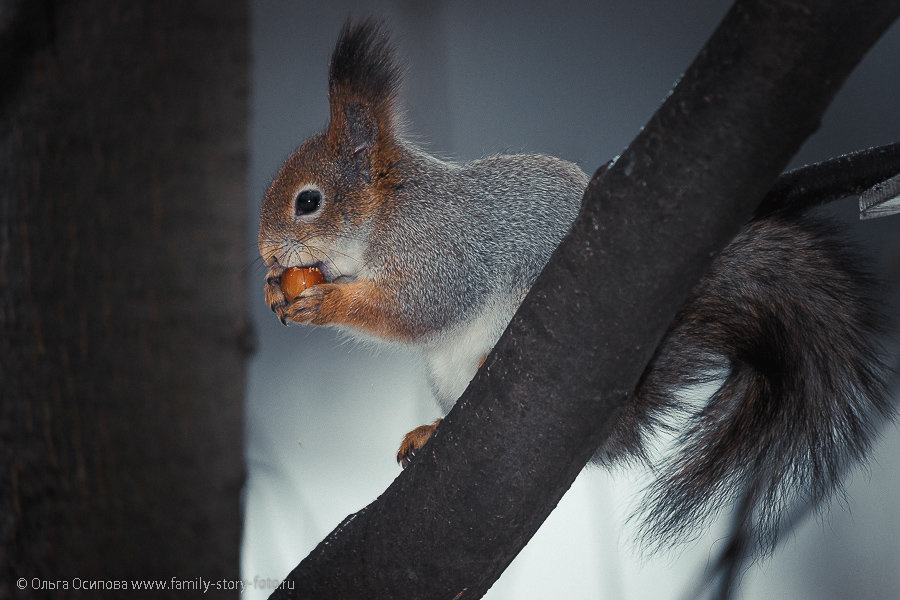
[344,103,377,166]
[326,19,402,168]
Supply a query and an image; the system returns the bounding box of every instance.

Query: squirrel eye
[294,189,322,216]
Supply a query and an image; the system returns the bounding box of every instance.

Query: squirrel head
[259,19,404,282]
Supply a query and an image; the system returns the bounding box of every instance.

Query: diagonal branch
[271,1,900,598]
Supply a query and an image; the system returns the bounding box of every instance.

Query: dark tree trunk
[1,1,248,597]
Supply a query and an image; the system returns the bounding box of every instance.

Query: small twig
[756,142,900,217]
[680,477,759,600]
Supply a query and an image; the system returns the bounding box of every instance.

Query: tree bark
[271,0,900,598]
[1,1,248,597]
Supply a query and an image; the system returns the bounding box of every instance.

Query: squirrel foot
[397,419,442,468]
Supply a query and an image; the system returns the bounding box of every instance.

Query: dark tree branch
[757,141,900,217]
[272,1,900,598]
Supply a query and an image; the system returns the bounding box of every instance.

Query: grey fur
[368,148,586,343]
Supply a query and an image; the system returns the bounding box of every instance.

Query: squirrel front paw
[264,265,289,321]
[281,284,340,325]
[264,264,336,325]
[397,419,442,468]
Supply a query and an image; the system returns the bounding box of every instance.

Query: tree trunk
[1,1,248,597]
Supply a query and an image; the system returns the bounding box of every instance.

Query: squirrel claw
[396,419,442,468]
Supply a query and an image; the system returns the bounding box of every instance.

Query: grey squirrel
[258,20,892,550]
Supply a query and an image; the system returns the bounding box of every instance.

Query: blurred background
[244,1,900,599]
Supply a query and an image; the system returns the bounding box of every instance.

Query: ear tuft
[326,18,403,173]
[328,18,403,119]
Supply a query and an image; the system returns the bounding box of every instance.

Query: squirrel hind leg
[397,419,442,468]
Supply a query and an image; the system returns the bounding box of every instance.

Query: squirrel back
[258,19,893,553]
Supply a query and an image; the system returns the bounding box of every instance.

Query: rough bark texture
[271,1,900,598]
[1,1,248,597]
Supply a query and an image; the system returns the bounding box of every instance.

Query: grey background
[243,2,900,598]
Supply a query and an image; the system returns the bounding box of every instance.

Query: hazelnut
[281,267,326,301]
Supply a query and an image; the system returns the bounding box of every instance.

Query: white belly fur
[420,299,515,412]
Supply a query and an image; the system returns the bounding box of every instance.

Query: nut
[281,267,326,301]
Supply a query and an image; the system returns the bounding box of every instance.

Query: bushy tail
[601,213,893,551]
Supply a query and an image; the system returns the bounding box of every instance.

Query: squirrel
[258,20,893,551]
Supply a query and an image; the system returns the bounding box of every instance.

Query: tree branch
[271,1,900,598]
[757,141,900,217]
